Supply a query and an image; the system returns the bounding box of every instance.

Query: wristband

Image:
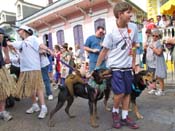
[94,66,100,70]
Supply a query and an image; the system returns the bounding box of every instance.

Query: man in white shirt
[7,25,52,119]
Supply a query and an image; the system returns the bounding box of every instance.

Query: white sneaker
[148,89,157,95]
[36,97,39,101]
[0,111,13,121]
[26,104,40,114]
[38,108,48,119]
[155,89,165,96]
[48,95,53,100]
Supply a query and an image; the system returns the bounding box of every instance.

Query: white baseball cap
[18,25,33,35]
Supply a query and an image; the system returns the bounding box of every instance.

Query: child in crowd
[95,2,139,129]
[54,45,61,87]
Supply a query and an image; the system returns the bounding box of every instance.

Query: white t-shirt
[9,50,20,67]
[40,54,50,68]
[13,35,41,72]
[102,22,139,68]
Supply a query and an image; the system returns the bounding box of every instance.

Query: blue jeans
[54,71,61,83]
[48,56,53,73]
[41,66,52,96]
[61,78,65,86]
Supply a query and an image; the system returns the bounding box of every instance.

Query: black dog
[91,69,111,111]
[49,82,110,128]
[130,70,153,119]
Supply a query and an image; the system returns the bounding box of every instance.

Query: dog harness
[131,84,141,94]
[88,78,106,92]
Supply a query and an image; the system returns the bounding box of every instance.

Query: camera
[2,35,15,47]
[162,39,174,53]
[4,35,14,42]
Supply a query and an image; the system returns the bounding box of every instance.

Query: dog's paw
[136,113,144,119]
[90,116,99,128]
[48,120,55,127]
[105,107,111,112]
[137,115,144,119]
[96,115,99,119]
[91,123,99,128]
[69,115,76,118]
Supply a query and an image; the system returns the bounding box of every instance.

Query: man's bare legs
[0,100,13,121]
[26,89,47,119]
[0,101,5,112]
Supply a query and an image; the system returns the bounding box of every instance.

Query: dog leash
[60,59,74,71]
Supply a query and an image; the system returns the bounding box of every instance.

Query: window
[56,30,64,45]
[48,33,53,49]
[17,4,21,17]
[73,25,84,47]
[73,24,85,60]
[1,14,5,22]
[94,18,106,32]
[48,0,53,4]
[43,33,53,49]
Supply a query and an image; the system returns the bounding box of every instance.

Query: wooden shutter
[56,30,65,45]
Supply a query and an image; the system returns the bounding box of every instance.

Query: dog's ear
[92,70,98,77]
[135,74,143,85]
[138,70,147,76]
[92,70,101,82]
[75,69,81,76]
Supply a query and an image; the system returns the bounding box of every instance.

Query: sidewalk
[133,71,175,131]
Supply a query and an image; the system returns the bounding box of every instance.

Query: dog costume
[65,70,85,96]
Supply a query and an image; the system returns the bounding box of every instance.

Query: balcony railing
[160,26,175,39]
[159,26,175,74]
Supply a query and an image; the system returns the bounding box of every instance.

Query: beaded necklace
[117,22,131,50]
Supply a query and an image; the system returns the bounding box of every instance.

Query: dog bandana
[88,78,106,92]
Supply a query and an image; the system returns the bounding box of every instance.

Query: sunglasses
[152,35,159,38]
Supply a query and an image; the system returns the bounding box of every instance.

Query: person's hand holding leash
[94,66,101,71]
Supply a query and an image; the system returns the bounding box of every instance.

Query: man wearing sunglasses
[84,26,106,72]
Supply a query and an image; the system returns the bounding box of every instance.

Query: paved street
[0,73,175,131]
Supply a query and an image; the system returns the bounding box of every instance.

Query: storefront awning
[160,0,175,15]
